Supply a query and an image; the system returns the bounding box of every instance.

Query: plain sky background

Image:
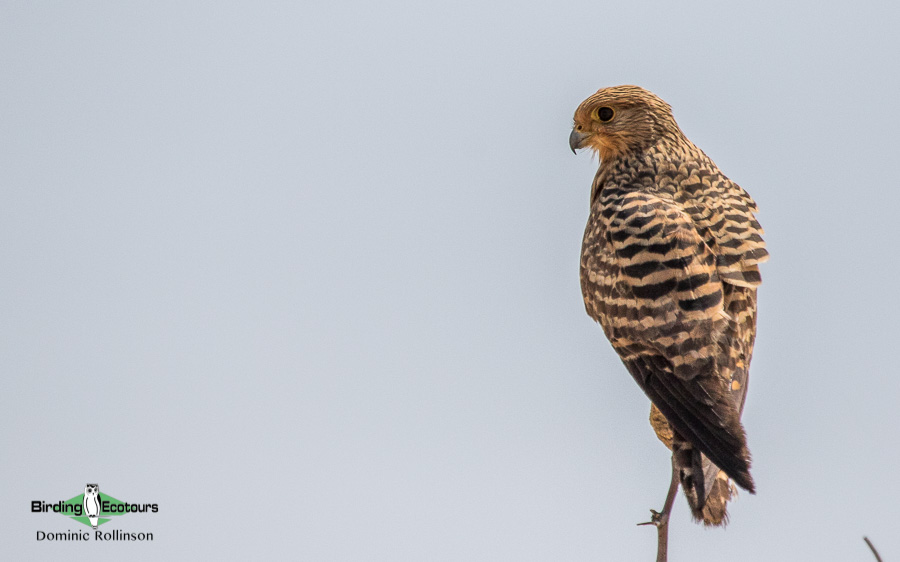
[2,1,899,560]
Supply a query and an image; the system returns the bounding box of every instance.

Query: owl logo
[83,484,101,529]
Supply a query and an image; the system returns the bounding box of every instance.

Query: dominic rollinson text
[37,530,153,541]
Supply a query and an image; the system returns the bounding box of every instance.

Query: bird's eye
[593,107,615,122]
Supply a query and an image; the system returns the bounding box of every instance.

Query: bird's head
[569,85,681,162]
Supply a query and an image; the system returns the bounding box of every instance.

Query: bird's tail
[672,436,736,527]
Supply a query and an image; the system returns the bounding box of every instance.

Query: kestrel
[570,85,767,525]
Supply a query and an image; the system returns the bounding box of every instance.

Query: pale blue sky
[2,1,899,560]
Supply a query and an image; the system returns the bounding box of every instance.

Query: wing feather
[581,192,754,491]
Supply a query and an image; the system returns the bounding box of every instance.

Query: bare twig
[638,459,680,562]
[864,536,883,562]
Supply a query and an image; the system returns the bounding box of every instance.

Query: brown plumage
[570,85,767,526]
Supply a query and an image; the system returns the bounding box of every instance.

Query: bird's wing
[674,168,766,417]
[673,167,769,289]
[583,192,753,490]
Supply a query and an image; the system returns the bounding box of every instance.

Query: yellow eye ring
[592,106,615,122]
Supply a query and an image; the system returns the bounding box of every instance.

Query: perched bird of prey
[570,85,767,526]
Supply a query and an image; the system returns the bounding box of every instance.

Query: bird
[83,483,101,529]
[569,85,767,526]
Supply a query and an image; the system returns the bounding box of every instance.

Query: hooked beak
[569,129,590,154]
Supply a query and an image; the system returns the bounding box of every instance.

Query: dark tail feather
[673,435,738,527]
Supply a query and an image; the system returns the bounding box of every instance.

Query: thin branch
[864,537,883,562]
[638,459,680,562]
